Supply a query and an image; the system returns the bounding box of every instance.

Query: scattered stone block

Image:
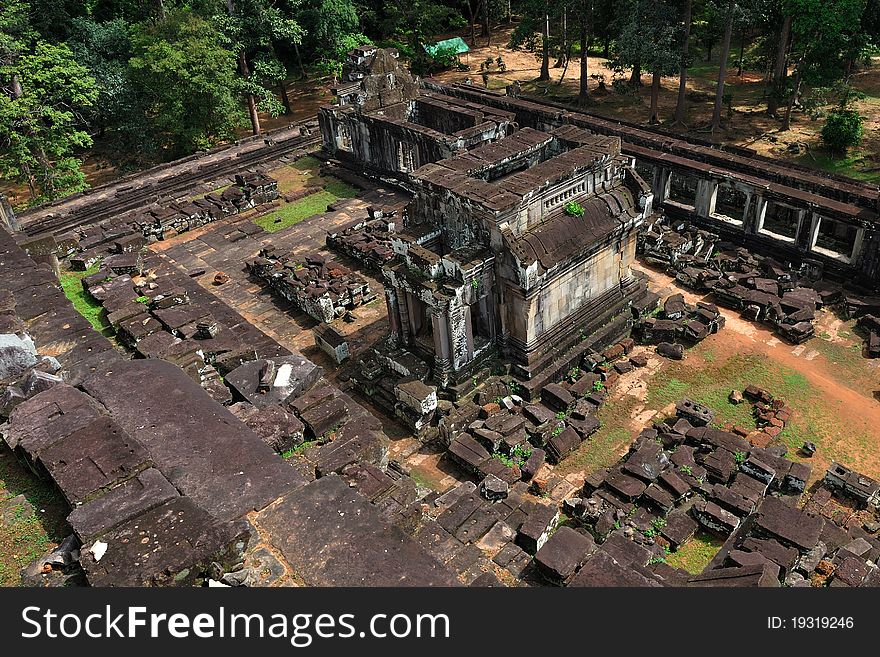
[534,526,596,585]
[480,474,509,501]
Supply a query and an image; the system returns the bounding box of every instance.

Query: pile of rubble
[326,205,400,270]
[554,392,880,587]
[82,266,256,404]
[63,173,278,268]
[639,215,842,344]
[846,291,880,358]
[248,249,375,323]
[635,293,725,359]
[436,341,653,483]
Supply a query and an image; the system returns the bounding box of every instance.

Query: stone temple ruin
[321,46,654,393]
[1,46,880,588]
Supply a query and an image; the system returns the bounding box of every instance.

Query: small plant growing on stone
[734,451,747,464]
[508,381,520,394]
[551,425,564,437]
[555,411,566,420]
[563,200,585,217]
[592,380,605,392]
[471,277,479,290]
[136,295,149,304]
[651,517,667,530]
[679,465,693,476]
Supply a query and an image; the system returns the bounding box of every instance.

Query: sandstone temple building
[320,47,654,388]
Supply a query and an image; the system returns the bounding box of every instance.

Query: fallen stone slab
[517,503,560,554]
[3,384,105,454]
[687,562,780,587]
[229,403,305,453]
[82,359,306,521]
[656,342,684,360]
[314,425,387,477]
[38,416,152,505]
[546,426,582,463]
[534,526,596,585]
[80,497,250,587]
[299,395,350,438]
[67,468,179,542]
[256,475,459,586]
[570,549,661,587]
[226,355,323,408]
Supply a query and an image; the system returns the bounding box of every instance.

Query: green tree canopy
[0,40,98,202]
[129,10,244,157]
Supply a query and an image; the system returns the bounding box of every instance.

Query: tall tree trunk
[710,0,734,134]
[239,50,261,135]
[279,79,292,115]
[578,12,589,106]
[737,28,745,76]
[292,40,307,79]
[227,0,261,135]
[673,0,692,128]
[781,67,802,131]
[650,70,661,123]
[555,10,567,68]
[468,2,478,46]
[11,74,23,98]
[767,14,790,116]
[482,0,491,44]
[629,61,641,86]
[603,36,610,59]
[539,14,551,80]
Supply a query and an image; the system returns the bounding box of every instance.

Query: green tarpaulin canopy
[424,37,470,57]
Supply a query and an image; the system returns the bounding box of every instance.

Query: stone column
[793,210,809,248]
[850,227,865,263]
[750,195,768,234]
[656,167,672,204]
[695,179,717,217]
[447,303,469,371]
[431,311,452,387]
[395,288,412,345]
[385,289,401,345]
[807,214,822,251]
[463,305,475,361]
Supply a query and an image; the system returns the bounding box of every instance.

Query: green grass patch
[291,155,322,173]
[666,531,724,574]
[282,440,317,458]
[644,346,875,470]
[0,445,69,586]
[254,178,358,234]
[58,264,113,336]
[555,394,639,476]
[795,151,880,185]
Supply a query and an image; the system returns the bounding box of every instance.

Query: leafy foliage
[563,200,584,216]
[128,11,243,157]
[821,107,864,153]
[0,34,98,203]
